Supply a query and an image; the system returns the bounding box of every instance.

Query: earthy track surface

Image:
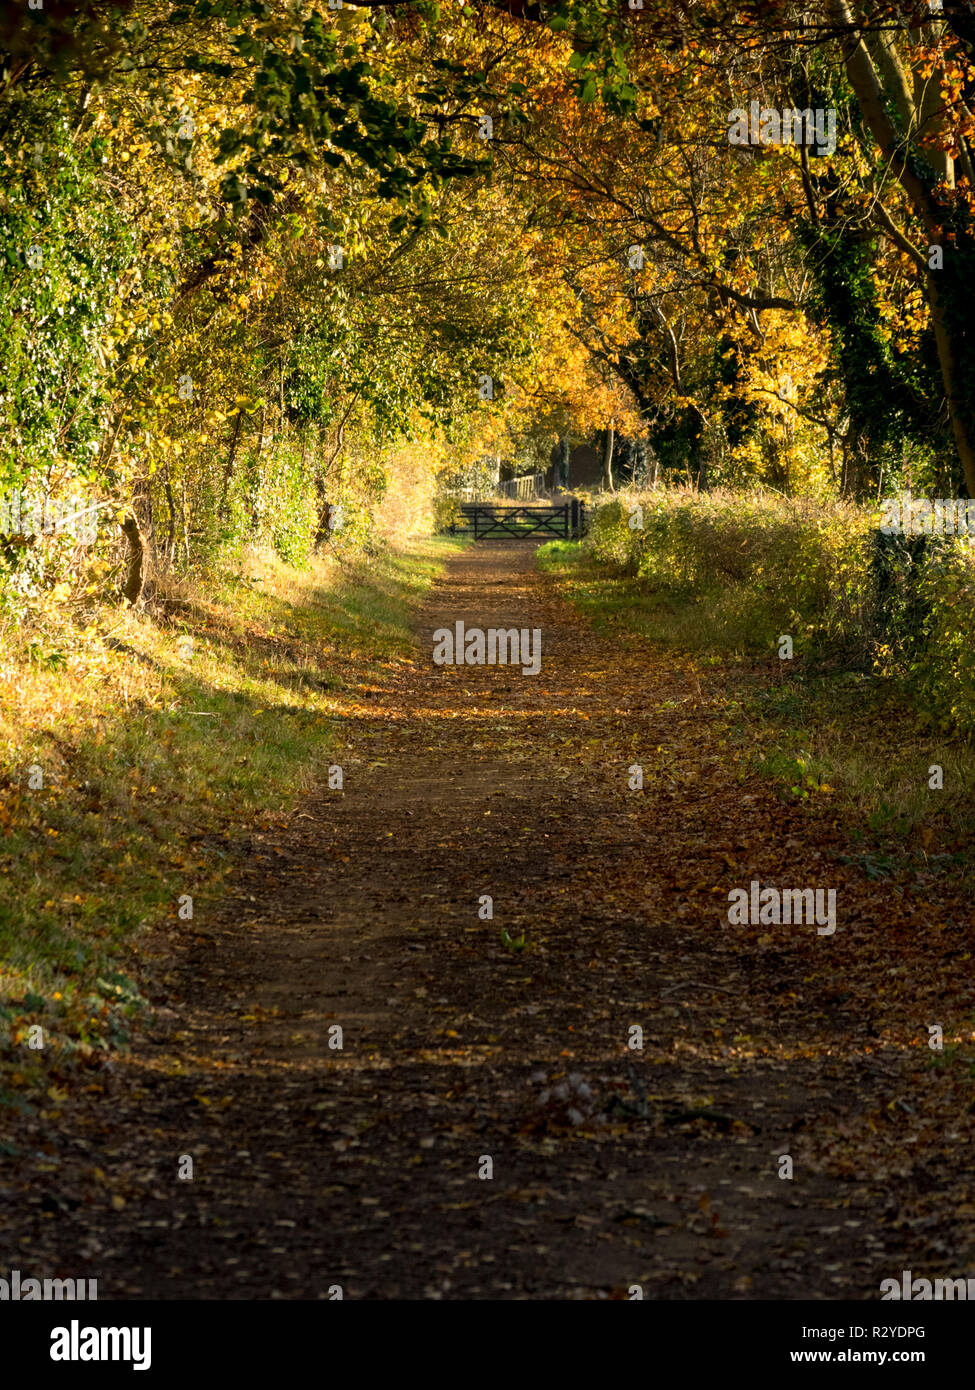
[4,543,974,1299]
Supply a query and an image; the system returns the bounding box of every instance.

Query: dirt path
[5,542,973,1299]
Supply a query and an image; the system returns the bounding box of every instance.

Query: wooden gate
[449,500,586,540]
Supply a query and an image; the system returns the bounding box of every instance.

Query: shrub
[585,486,975,732]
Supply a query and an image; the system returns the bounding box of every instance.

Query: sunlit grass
[0,537,462,1106]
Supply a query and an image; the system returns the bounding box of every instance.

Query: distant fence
[445,473,546,504]
[497,473,546,501]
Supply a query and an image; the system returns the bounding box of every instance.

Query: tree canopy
[4,0,975,602]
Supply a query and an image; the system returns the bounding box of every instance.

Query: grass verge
[0,537,463,1131]
[537,540,975,886]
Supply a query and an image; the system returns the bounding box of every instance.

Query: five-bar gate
[449,500,586,540]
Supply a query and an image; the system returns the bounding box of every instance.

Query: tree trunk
[926,270,975,496]
[602,420,615,491]
[646,441,659,488]
[164,472,177,568]
[120,513,145,606]
[221,410,245,512]
[692,409,708,491]
[181,482,190,566]
[250,407,267,532]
